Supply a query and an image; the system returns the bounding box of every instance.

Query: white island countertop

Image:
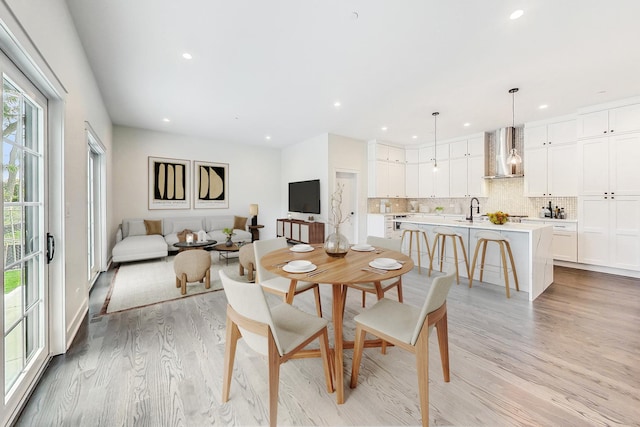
[394,217,554,301]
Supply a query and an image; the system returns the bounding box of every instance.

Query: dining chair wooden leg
[350,325,367,388]
[397,279,404,303]
[361,290,366,308]
[415,329,430,427]
[435,313,450,382]
[313,285,323,317]
[222,316,240,402]
[319,329,335,393]
[268,332,281,427]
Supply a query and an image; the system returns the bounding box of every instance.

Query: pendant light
[432,112,439,172]
[506,88,522,174]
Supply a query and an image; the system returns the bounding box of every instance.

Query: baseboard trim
[65,299,88,350]
[554,261,640,279]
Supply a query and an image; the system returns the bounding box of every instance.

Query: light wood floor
[15,265,640,426]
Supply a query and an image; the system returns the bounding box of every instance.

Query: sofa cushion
[112,234,168,263]
[206,215,233,232]
[233,216,248,230]
[144,219,163,235]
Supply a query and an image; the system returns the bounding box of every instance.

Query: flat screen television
[288,179,321,214]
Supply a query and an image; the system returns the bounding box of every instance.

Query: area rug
[101,254,246,315]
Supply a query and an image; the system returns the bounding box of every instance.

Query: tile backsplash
[368,178,577,219]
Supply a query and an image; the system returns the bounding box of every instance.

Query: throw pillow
[233,216,247,230]
[127,220,147,237]
[144,219,163,235]
[177,229,193,243]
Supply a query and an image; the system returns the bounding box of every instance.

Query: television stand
[276,219,325,244]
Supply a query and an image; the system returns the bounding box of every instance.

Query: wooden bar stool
[428,226,469,284]
[469,230,519,298]
[401,228,431,274]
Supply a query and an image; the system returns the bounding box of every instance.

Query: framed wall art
[194,161,229,209]
[148,156,190,209]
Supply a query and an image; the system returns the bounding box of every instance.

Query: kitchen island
[395,217,554,301]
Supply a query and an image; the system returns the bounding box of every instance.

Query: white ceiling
[65,0,640,148]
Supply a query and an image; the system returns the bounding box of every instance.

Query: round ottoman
[174,249,211,295]
[239,243,255,282]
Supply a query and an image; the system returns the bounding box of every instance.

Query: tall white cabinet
[524,117,577,197]
[449,134,486,198]
[368,141,406,198]
[577,100,640,271]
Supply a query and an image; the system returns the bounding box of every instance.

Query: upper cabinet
[577,103,640,138]
[449,134,486,198]
[368,141,406,198]
[524,118,577,197]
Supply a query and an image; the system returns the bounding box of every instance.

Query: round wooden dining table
[261,243,414,404]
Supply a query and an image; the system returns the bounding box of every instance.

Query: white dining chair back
[410,271,456,345]
[253,237,288,283]
[220,270,282,355]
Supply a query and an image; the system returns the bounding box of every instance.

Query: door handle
[46,233,55,264]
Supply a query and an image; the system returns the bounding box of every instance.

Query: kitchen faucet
[467,197,480,221]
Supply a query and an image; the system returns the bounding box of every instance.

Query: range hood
[484,127,524,179]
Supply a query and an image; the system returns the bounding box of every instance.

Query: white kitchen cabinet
[449,134,486,198]
[367,214,386,238]
[418,159,449,198]
[578,195,640,271]
[523,219,577,262]
[405,148,419,198]
[578,132,640,196]
[577,103,640,138]
[524,119,577,197]
[368,141,407,197]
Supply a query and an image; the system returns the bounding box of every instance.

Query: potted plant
[434,206,444,214]
[222,227,235,246]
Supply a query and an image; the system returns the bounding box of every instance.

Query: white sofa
[112,216,252,263]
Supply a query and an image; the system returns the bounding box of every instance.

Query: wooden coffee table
[213,243,242,265]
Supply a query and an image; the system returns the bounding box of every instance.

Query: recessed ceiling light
[265,135,271,140]
[334,101,341,107]
[182,52,193,60]
[381,126,388,131]
[597,90,607,94]
[539,104,548,109]
[510,9,524,20]
[162,118,170,122]
[463,122,471,127]
[412,135,418,139]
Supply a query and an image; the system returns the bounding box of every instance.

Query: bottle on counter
[555,206,560,219]
[539,207,546,218]
[559,208,566,219]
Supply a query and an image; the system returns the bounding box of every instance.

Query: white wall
[1,0,113,351]
[112,126,281,241]
[280,133,329,223]
[328,134,368,242]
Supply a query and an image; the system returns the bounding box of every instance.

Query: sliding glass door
[1,53,48,423]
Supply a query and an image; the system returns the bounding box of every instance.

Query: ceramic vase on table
[324,227,349,257]
[225,237,233,247]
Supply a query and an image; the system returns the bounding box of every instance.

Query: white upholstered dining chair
[253,237,322,317]
[345,236,404,309]
[219,271,333,427]
[350,270,456,427]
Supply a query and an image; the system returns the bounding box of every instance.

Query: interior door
[335,171,357,244]
[1,53,49,424]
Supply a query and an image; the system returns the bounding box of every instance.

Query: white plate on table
[290,244,314,252]
[351,244,375,252]
[283,263,317,273]
[369,260,402,270]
